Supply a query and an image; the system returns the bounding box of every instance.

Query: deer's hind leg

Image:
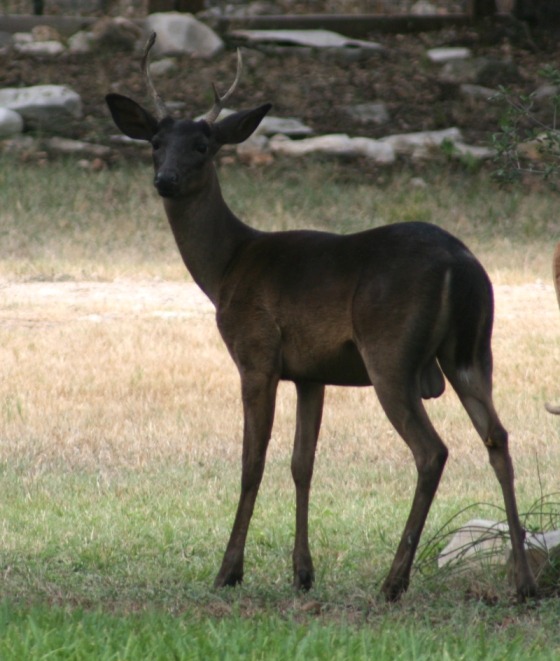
[439,347,538,601]
[357,341,449,601]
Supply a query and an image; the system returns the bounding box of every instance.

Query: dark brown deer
[105,34,537,602]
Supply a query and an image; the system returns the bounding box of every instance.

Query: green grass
[0,155,560,658]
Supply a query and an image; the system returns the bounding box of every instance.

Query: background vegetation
[0,155,559,658]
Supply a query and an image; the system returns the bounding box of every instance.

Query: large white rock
[0,85,82,131]
[14,40,66,56]
[379,127,463,154]
[230,29,383,52]
[145,13,224,58]
[438,519,510,568]
[269,133,395,164]
[0,108,24,137]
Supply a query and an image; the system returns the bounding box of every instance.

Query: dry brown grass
[1,275,558,514]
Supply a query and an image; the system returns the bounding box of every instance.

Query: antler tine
[202,49,243,125]
[141,32,169,120]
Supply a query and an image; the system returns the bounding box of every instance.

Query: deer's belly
[280,339,371,386]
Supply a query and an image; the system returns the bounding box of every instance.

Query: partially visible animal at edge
[545,241,560,414]
[105,34,538,602]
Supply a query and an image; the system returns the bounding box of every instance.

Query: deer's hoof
[381,576,408,603]
[214,569,243,589]
[294,569,314,592]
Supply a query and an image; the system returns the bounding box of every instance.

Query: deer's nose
[154,171,179,197]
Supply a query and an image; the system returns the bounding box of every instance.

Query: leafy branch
[491,65,560,187]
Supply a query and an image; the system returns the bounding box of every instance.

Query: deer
[105,34,537,602]
[545,241,560,415]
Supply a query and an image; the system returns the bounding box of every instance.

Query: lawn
[0,155,559,659]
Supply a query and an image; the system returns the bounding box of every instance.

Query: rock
[379,127,463,155]
[90,17,143,52]
[533,84,560,103]
[427,47,472,64]
[13,33,33,45]
[230,29,384,53]
[269,133,395,164]
[31,25,62,42]
[411,0,437,14]
[0,135,37,155]
[43,137,111,158]
[14,40,66,56]
[452,142,496,160]
[149,57,178,77]
[0,108,24,138]
[460,83,497,101]
[68,31,93,54]
[197,108,312,137]
[439,57,519,87]
[145,12,224,58]
[343,102,390,126]
[438,519,510,568]
[258,115,313,137]
[0,85,82,132]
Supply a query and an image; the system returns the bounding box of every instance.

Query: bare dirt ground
[0,278,557,327]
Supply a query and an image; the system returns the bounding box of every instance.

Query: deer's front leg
[214,371,278,588]
[291,382,325,591]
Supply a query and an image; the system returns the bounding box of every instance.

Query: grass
[0,155,560,657]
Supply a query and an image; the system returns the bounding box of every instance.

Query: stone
[411,0,437,14]
[460,83,498,101]
[230,29,384,52]
[15,40,66,56]
[43,137,111,158]
[13,33,33,45]
[0,108,24,138]
[31,25,62,42]
[146,12,224,58]
[343,102,390,126]
[0,85,82,132]
[196,108,312,137]
[258,115,313,137]
[379,127,463,154]
[438,519,510,568]
[269,133,395,164]
[439,57,519,87]
[533,84,560,103]
[149,58,178,77]
[90,17,143,52]
[68,31,93,54]
[452,142,496,160]
[427,47,472,64]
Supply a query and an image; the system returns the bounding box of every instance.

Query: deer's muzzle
[154,171,179,198]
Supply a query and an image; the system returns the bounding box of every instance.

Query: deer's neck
[162,167,257,306]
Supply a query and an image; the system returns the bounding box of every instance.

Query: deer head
[106,33,271,198]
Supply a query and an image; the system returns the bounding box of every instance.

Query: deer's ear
[213,103,272,146]
[106,93,159,141]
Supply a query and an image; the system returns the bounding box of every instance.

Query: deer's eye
[195,142,208,154]
[152,139,161,151]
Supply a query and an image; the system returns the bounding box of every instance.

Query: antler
[141,32,169,120]
[202,49,243,125]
